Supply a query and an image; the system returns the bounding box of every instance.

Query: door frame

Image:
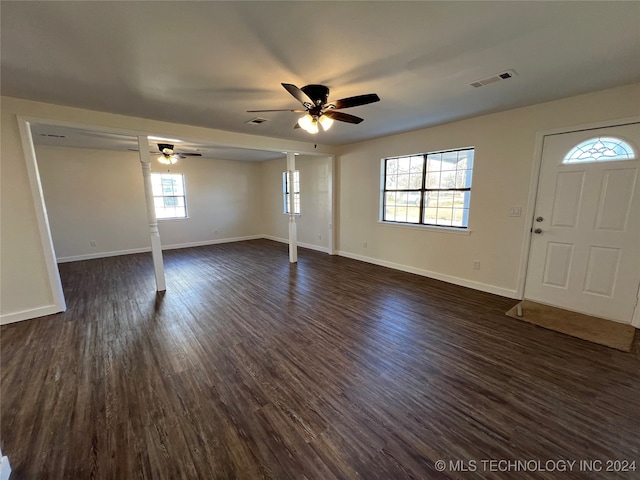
[9,114,336,325]
[516,115,640,327]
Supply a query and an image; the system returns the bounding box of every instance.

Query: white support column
[138,136,166,291]
[286,151,298,263]
[327,154,336,255]
[0,448,11,480]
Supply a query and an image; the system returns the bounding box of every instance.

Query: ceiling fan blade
[329,93,380,110]
[246,109,306,113]
[293,123,301,129]
[282,83,314,107]
[323,111,364,124]
[180,153,202,156]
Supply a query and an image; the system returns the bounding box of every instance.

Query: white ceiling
[2,1,640,150]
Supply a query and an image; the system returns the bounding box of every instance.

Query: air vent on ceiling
[470,70,517,88]
[245,117,270,126]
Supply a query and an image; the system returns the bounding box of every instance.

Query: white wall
[1,107,58,319]
[337,83,640,297]
[36,147,148,259]
[35,146,264,261]
[260,157,288,241]
[260,155,330,252]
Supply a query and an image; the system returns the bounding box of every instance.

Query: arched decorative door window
[562,136,636,164]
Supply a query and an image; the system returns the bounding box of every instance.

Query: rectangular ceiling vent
[470,70,517,88]
[245,117,270,126]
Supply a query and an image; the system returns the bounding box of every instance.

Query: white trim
[157,216,191,221]
[263,235,329,254]
[0,454,11,480]
[538,116,640,137]
[286,153,298,263]
[632,282,640,329]
[16,116,67,313]
[57,247,151,263]
[328,154,336,255]
[516,115,640,300]
[57,235,264,263]
[337,250,518,299]
[15,113,336,158]
[163,235,264,251]
[0,304,62,325]
[516,130,545,299]
[377,221,472,235]
[139,136,166,292]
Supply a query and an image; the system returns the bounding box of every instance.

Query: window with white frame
[283,170,300,214]
[151,173,187,219]
[382,147,474,228]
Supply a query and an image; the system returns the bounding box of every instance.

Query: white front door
[524,123,640,323]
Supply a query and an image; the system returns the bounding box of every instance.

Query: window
[382,147,474,228]
[283,170,300,214]
[563,136,636,164]
[151,173,187,219]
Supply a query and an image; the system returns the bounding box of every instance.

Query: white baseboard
[57,235,265,263]
[162,235,264,251]
[262,235,329,254]
[0,303,64,325]
[57,247,150,263]
[337,250,519,299]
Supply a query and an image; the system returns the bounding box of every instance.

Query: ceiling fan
[155,143,202,164]
[247,83,380,134]
[129,143,202,165]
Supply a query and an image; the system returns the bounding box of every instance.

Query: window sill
[377,221,471,235]
[158,217,190,222]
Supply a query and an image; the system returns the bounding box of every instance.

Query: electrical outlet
[473,260,481,270]
[363,241,368,248]
[317,234,322,240]
[89,240,97,248]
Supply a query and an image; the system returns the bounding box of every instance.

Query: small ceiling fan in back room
[129,144,202,165]
[247,83,380,134]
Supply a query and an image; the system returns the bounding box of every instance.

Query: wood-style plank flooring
[2,239,639,479]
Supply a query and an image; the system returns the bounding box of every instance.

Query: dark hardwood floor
[2,239,639,479]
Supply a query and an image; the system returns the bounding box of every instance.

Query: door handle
[534,228,542,234]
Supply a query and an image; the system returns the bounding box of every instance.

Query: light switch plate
[509,206,522,217]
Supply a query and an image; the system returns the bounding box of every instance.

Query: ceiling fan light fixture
[308,121,319,134]
[298,113,319,134]
[157,154,178,165]
[318,115,333,131]
[250,83,379,133]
